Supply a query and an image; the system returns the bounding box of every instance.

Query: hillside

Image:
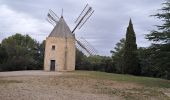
[0,71,169,100]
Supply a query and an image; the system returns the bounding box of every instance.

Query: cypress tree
[123,19,140,75]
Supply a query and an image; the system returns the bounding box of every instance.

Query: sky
[0,0,163,56]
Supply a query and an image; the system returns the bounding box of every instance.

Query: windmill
[44,4,97,71]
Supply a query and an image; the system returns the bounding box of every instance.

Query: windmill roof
[48,16,74,38]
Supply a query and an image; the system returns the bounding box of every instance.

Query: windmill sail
[76,39,93,56]
[72,4,94,33]
[49,9,60,19]
[72,4,96,56]
[75,4,89,23]
[46,6,97,56]
[47,9,59,26]
[76,37,97,56]
[78,10,94,29]
[80,37,98,55]
[46,18,56,26]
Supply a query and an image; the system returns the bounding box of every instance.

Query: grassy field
[71,71,170,99]
[75,71,170,88]
[0,70,169,100]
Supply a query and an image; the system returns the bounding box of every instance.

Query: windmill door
[50,60,55,71]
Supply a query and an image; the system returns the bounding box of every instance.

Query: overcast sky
[0,0,163,56]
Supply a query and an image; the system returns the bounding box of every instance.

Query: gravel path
[0,70,62,77]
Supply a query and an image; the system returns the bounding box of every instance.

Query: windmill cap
[48,17,74,38]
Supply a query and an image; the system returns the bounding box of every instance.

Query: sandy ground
[0,70,62,76]
[0,71,169,100]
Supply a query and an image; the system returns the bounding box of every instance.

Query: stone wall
[44,37,75,71]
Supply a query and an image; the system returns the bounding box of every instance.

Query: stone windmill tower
[44,4,96,71]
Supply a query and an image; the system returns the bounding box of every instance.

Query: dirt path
[0,71,169,100]
[0,71,119,100]
[0,70,62,77]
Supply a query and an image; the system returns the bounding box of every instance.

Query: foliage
[0,33,44,71]
[0,44,8,64]
[123,19,140,75]
[146,0,170,79]
[76,49,115,72]
[111,38,125,73]
[33,40,45,70]
[137,47,162,77]
[101,56,116,73]
[146,0,170,43]
[75,49,90,70]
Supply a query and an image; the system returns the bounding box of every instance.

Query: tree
[75,49,88,70]
[147,0,170,43]
[101,56,115,73]
[110,38,125,73]
[123,19,141,75]
[146,0,170,79]
[76,50,115,72]
[1,33,40,71]
[88,55,104,71]
[33,40,45,70]
[0,44,8,64]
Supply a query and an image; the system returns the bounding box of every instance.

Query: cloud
[0,4,52,41]
[0,0,163,56]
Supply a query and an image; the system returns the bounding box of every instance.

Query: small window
[52,45,55,50]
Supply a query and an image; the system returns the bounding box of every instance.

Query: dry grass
[0,71,169,100]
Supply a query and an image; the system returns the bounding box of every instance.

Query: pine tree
[146,0,170,79]
[124,19,140,75]
[147,0,170,43]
